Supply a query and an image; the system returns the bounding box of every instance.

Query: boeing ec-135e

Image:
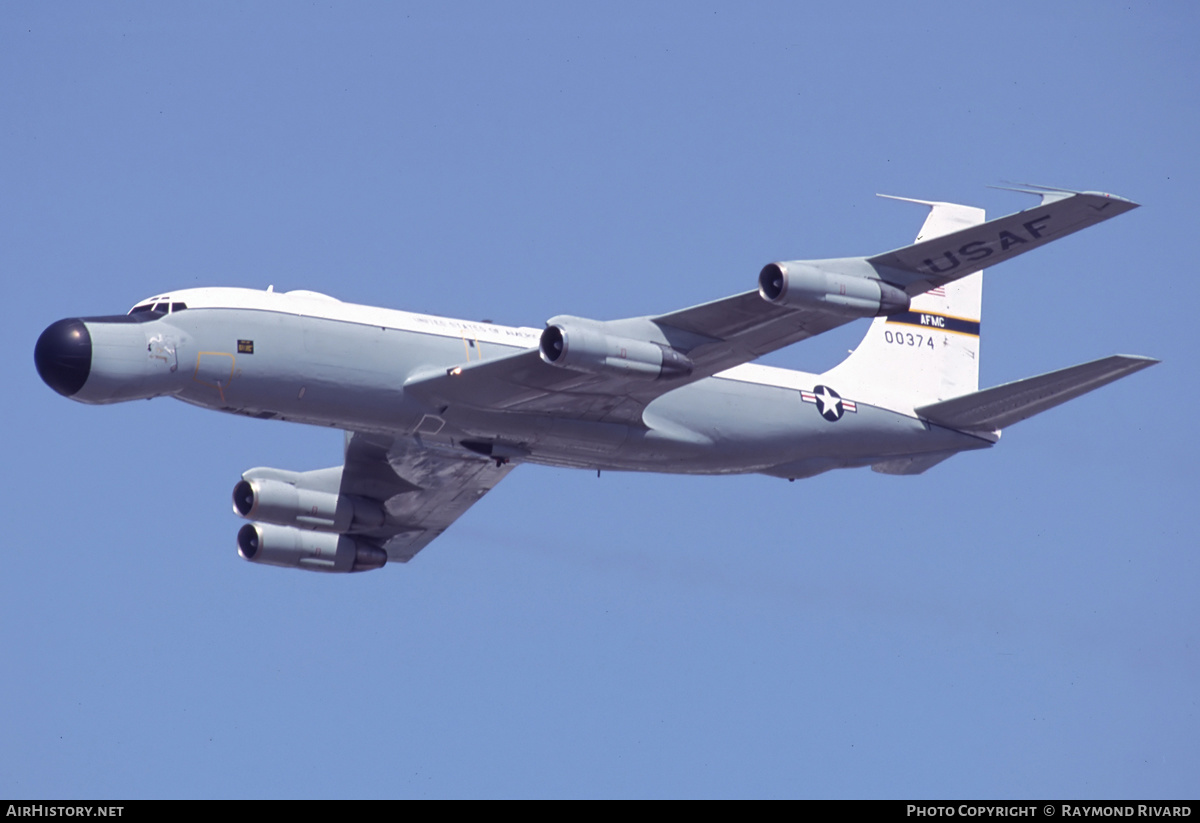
[35,185,1156,573]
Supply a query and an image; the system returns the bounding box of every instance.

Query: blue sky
[3,1,1196,798]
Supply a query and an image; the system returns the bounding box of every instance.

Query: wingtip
[1114,354,1160,366]
[1085,191,1140,208]
[1104,354,1161,373]
[990,182,1139,209]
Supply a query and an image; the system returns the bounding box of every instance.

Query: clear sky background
[2,2,1196,799]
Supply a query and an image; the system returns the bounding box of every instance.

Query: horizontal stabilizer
[915,355,1158,432]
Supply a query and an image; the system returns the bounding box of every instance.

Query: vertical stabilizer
[823,197,985,412]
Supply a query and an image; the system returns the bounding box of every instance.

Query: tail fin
[823,196,985,412]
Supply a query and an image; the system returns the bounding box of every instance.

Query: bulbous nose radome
[35,318,92,397]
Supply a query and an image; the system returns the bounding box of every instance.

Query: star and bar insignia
[800,385,857,422]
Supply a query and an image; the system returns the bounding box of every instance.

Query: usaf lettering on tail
[35,185,1157,574]
[922,214,1053,273]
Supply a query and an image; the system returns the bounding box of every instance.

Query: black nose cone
[35,318,92,397]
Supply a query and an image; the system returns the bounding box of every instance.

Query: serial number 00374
[883,330,935,349]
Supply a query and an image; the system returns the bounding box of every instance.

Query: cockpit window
[127,301,187,316]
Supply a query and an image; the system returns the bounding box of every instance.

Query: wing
[403,299,850,424]
[340,431,516,562]
[406,187,1139,426]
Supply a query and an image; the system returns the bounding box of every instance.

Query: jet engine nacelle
[232,476,386,534]
[539,321,692,379]
[237,522,387,573]
[758,262,910,317]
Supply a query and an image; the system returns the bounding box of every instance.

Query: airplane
[34,185,1157,574]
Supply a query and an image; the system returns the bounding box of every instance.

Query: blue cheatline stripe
[886,311,980,337]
